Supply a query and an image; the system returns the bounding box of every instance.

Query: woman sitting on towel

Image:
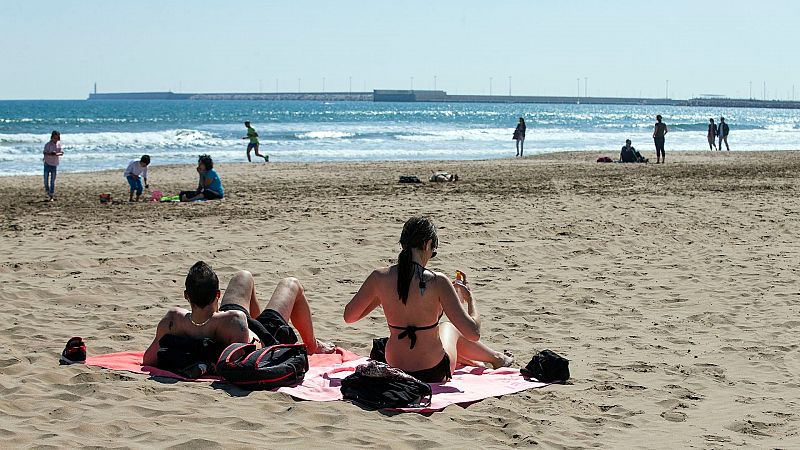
[344,216,513,382]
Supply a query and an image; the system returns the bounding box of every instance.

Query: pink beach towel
[85,349,550,412]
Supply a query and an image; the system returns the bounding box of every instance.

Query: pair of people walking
[707,117,730,151]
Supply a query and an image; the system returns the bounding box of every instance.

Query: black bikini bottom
[370,337,452,383]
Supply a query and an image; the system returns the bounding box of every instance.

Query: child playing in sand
[43,130,64,201]
[124,155,150,202]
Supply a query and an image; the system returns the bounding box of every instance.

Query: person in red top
[43,130,63,201]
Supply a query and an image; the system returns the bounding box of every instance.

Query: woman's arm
[437,274,480,341]
[344,270,381,323]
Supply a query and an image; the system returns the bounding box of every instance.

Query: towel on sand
[85,349,550,412]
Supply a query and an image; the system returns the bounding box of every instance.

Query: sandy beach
[1,150,798,448]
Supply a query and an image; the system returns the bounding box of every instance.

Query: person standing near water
[707,118,718,151]
[653,115,668,164]
[513,117,526,157]
[43,130,63,201]
[243,121,268,162]
[718,117,730,151]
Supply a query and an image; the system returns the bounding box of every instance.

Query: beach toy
[150,190,163,202]
[99,193,112,204]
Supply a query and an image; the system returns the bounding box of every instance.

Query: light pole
[749,81,753,100]
[665,80,669,99]
[577,78,580,97]
[508,76,512,96]
[410,76,414,91]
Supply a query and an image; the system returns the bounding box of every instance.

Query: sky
[1,0,798,100]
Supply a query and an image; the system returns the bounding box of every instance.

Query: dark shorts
[179,189,223,201]
[247,143,259,151]
[219,303,298,346]
[370,337,452,383]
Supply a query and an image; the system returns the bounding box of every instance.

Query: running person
[653,115,668,164]
[243,121,267,162]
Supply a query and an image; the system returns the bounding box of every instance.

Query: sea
[1,100,799,176]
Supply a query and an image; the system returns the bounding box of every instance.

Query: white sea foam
[0,129,233,149]
[295,131,356,140]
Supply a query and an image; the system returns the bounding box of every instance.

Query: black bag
[521,349,570,383]
[156,334,225,376]
[215,342,308,390]
[341,370,432,409]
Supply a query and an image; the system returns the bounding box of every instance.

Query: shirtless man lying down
[143,261,334,366]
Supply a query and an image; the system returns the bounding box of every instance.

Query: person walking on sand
[243,121,267,162]
[124,155,150,202]
[513,117,526,157]
[653,115,668,164]
[42,130,63,201]
[707,118,718,151]
[718,117,730,151]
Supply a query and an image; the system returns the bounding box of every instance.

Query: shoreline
[3,149,800,178]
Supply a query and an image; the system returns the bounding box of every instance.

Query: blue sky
[1,0,797,99]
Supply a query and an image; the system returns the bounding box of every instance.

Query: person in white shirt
[124,155,151,202]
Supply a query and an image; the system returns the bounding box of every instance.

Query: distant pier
[87,90,800,110]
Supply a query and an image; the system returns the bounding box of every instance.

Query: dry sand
[1,151,799,448]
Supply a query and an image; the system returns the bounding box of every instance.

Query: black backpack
[156,334,225,377]
[215,342,309,390]
[521,349,570,383]
[341,370,432,410]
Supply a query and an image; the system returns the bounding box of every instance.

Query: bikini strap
[388,311,444,349]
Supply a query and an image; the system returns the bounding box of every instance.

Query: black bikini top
[388,262,442,349]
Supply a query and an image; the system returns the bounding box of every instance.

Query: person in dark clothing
[707,118,718,150]
[718,117,730,151]
[653,115,668,164]
[620,139,647,163]
[513,117,526,157]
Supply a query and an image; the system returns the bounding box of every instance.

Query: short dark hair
[198,154,213,170]
[244,121,251,126]
[140,155,151,165]
[185,261,219,307]
[51,130,60,139]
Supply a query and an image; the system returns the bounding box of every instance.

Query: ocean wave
[0,129,234,149]
[294,131,356,140]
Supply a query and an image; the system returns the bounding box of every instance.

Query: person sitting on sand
[180,154,224,202]
[124,155,150,202]
[620,139,647,163]
[143,261,334,366]
[344,216,514,382]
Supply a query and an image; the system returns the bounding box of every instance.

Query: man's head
[625,139,632,146]
[656,115,662,122]
[710,118,715,123]
[184,261,220,308]
[244,121,251,127]
[51,130,60,142]
[140,155,151,167]
[720,117,725,122]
